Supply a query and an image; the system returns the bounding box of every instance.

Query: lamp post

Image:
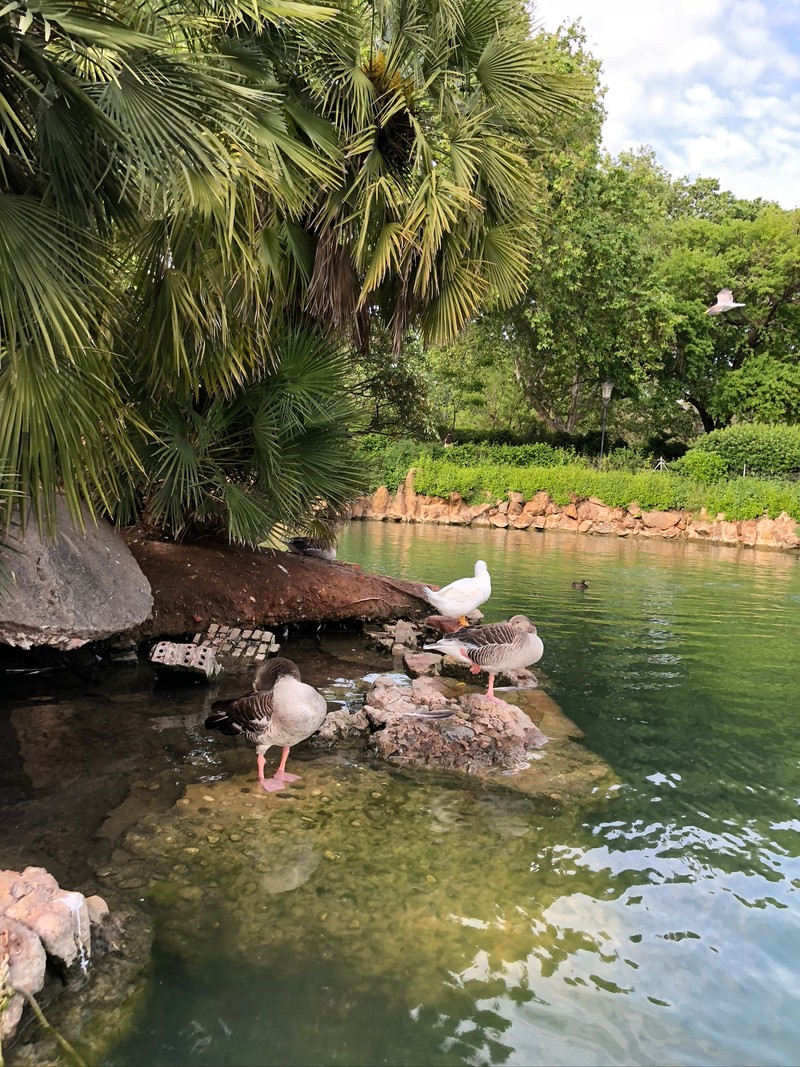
[598,379,614,464]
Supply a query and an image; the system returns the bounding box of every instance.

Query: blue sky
[533,0,800,209]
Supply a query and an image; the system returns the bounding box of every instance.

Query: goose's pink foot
[258,746,300,792]
[485,674,500,703]
[469,664,481,675]
[261,770,301,792]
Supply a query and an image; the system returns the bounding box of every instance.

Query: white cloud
[532,0,800,208]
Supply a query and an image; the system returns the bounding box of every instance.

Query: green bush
[602,446,650,472]
[355,434,800,521]
[443,442,579,468]
[671,451,728,483]
[690,424,800,476]
[354,436,435,491]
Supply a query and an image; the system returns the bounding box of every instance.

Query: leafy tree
[449,27,673,438]
[426,323,531,436]
[346,326,436,439]
[499,146,673,434]
[658,184,800,431]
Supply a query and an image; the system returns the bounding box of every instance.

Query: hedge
[354,437,800,521]
[689,424,800,477]
[409,460,800,521]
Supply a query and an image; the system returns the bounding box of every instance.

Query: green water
[3,524,800,1066]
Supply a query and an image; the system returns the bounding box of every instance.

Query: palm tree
[301,0,587,352]
[0,0,585,545]
[1,0,350,541]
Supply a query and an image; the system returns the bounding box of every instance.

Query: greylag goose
[205,657,328,792]
[422,560,491,625]
[425,615,543,702]
[706,288,745,315]
[283,536,336,561]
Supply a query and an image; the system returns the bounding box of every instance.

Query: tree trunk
[685,395,718,433]
[564,370,583,434]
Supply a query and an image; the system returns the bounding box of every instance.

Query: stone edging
[350,471,800,551]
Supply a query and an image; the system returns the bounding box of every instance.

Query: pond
[2,523,800,1066]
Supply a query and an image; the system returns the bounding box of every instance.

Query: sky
[532,0,800,209]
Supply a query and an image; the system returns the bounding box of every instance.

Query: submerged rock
[359,673,615,801]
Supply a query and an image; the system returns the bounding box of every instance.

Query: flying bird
[205,657,328,792]
[425,614,543,703]
[705,288,746,316]
[282,536,337,561]
[422,560,491,625]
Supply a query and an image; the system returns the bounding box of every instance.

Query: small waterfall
[59,891,90,974]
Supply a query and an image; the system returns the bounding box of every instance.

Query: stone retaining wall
[350,471,800,552]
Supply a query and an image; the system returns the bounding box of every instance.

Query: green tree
[450,27,673,439]
[426,323,530,436]
[499,146,673,434]
[658,183,800,431]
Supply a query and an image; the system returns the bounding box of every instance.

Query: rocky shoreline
[351,471,800,551]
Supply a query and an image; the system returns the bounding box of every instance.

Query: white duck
[705,288,746,315]
[422,560,491,625]
[205,657,328,792]
[425,614,543,702]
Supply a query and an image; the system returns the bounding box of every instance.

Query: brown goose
[205,658,328,792]
[282,536,337,561]
[425,615,544,702]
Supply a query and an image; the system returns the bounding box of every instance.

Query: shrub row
[409,460,800,521]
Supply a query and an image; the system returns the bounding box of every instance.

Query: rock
[641,509,680,531]
[522,491,550,517]
[393,620,420,648]
[366,677,546,775]
[423,615,462,633]
[370,486,392,515]
[0,867,117,1045]
[308,709,370,747]
[403,651,442,677]
[3,870,91,972]
[349,483,800,555]
[0,497,153,650]
[1,918,48,1043]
